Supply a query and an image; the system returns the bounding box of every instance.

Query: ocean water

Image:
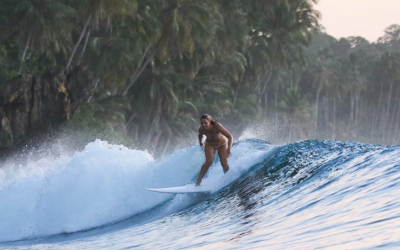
[1,138,400,249]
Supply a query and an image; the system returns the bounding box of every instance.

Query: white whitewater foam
[0,139,273,242]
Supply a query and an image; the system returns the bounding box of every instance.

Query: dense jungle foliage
[0,0,399,154]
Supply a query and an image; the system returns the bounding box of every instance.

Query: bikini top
[206,123,222,140]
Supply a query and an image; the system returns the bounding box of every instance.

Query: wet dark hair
[200,114,216,124]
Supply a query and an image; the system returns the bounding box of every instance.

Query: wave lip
[0,139,273,243]
[0,140,201,242]
[2,139,400,249]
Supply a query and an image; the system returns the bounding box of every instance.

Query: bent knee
[204,160,213,166]
[220,158,229,166]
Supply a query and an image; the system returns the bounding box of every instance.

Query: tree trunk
[355,91,359,128]
[333,97,336,138]
[394,97,400,142]
[315,86,322,135]
[66,13,92,69]
[126,113,137,127]
[257,71,273,105]
[389,87,400,137]
[19,31,32,75]
[384,83,394,128]
[232,72,244,109]
[348,89,355,136]
[371,83,382,132]
[78,30,91,65]
[122,46,155,96]
[371,102,377,134]
[323,97,329,132]
[376,84,385,134]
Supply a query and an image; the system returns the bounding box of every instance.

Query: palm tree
[279,86,313,139]
[241,0,319,107]
[376,52,400,136]
[377,24,400,49]
[341,51,368,135]
[65,0,138,69]
[303,50,336,134]
[122,0,220,95]
[126,70,190,152]
[12,0,75,73]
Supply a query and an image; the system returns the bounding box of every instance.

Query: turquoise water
[1,139,400,249]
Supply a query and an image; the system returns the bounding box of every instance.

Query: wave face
[1,139,400,249]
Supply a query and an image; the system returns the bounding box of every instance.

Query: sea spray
[0,139,274,243]
[1,140,399,249]
[0,140,203,242]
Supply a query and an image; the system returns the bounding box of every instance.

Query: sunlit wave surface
[1,139,400,249]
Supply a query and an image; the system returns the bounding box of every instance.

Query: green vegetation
[1,0,400,153]
[297,28,400,144]
[64,99,134,149]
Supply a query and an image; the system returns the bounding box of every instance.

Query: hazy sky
[314,0,400,42]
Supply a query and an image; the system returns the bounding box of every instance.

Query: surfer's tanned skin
[196,114,233,186]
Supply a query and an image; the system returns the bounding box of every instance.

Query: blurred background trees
[1,0,400,155]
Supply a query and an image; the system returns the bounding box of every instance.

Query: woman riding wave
[196,114,233,186]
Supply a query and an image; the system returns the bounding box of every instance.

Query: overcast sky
[314,0,400,42]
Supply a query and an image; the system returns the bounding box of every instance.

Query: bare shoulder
[215,123,232,137]
[215,122,225,130]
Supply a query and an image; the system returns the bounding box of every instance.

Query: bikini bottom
[206,137,227,150]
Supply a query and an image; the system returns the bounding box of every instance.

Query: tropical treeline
[289,25,400,145]
[0,0,399,154]
[0,0,320,153]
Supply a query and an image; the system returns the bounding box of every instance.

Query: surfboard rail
[145,185,212,194]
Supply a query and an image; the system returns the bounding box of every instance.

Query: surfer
[195,114,233,186]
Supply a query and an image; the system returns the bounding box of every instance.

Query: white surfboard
[145,185,212,194]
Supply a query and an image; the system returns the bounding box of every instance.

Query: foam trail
[0,139,273,243]
[0,140,203,242]
[3,139,400,250]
